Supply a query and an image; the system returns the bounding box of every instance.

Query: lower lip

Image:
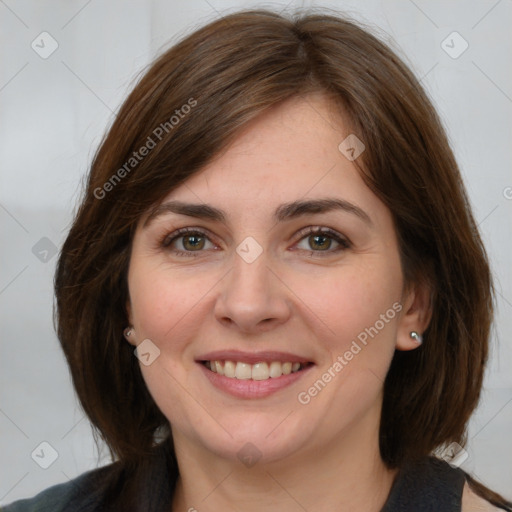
[197,362,314,399]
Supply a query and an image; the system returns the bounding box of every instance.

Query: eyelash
[159,226,351,258]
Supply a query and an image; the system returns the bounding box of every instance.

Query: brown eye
[181,234,206,251]
[295,227,350,257]
[161,228,215,257]
[307,233,332,251]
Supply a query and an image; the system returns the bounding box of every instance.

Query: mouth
[195,350,315,398]
[200,360,314,381]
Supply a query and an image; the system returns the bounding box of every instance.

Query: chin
[186,411,317,466]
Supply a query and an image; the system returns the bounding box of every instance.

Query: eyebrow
[143,197,373,228]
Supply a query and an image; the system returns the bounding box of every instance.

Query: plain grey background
[1,0,511,504]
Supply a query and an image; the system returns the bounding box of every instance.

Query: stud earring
[123,326,134,339]
[410,331,423,344]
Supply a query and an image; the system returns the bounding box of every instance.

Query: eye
[160,226,350,258]
[293,226,350,257]
[160,227,216,257]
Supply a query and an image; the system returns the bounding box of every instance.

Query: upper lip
[196,350,314,365]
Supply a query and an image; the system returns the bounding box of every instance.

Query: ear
[124,300,137,347]
[396,278,433,351]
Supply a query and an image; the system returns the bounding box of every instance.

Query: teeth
[252,362,269,381]
[204,360,307,380]
[235,362,251,380]
[269,361,282,378]
[282,362,292,375]
[214,361,224,376]
[224,360,236,378]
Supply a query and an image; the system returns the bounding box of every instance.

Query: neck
[170,409,398,512]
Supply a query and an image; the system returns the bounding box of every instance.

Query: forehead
[144,92,387,228]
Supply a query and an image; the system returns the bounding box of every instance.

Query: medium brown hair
[55,8,511,508]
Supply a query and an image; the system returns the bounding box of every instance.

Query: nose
[213,246,292,334]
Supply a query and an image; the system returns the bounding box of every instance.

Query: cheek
[129,261,195,335]
[127,259,224,366]
[290,265,401,424]
[127,263,207,418]
[289,257,402,375]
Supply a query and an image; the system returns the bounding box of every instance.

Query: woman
[3,8,511,512]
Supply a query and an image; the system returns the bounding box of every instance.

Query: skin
[462,484,502,511]
[126,91,434,512]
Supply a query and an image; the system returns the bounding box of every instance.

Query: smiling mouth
[200,360,313,381]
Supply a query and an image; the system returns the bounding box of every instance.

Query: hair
[54,7,512,509]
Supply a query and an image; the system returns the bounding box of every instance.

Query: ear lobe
[396,280,433,351]
[124,301,138,346]
[123,326,137,346]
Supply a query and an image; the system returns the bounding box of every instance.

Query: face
[126,92,423,465]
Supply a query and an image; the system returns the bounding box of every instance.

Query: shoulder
[0,463,119,512]
[462,481,503,512]
[1,439,177,512]
[382,455,494,512]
